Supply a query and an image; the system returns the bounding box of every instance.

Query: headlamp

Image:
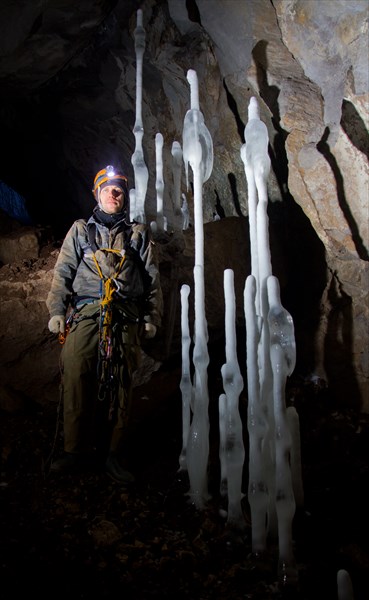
[106,165,115,178]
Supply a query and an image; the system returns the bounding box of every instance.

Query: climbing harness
[58,221,150,425]
[91,248,126,419]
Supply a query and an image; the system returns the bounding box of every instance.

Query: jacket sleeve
[46,222,83,317]
[138,226,163,329]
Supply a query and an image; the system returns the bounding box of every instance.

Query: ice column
[220,269,246,530]
[179,284,192,472]
[182,69,213,509]
[171,141,183,231]
[155,133,165,232]
[131,9,148,223]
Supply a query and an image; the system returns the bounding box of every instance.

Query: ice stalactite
[220,268,246,530]
[131,9,148,224]
[171,141,183,231]
[179,284,192,472]
[182,69,213,509]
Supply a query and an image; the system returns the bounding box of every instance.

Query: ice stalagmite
[129,189,136,223]
[241,96,276,549]
[221,269,245,530]
[241,98,300,585]
[186,265,210,508]
[267,275,298,585]
[337,569,355,600]
[244,275,269,553]
[171,141,183,231]
[243,97,272,402]
[183,69,213,268]
[131,9,148,223]
[182,69,213,509]
[179,284,192,472]
[155,133,165,232]
[181,193,190,230]
[218,393,228,498]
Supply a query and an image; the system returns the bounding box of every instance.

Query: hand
[144,323,156,339]
[48,315,65,334]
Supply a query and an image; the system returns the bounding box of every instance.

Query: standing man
[47,165,162,483]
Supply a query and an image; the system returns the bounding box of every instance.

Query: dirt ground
[1,372,369,600]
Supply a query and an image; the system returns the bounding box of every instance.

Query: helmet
[93,165,128,200]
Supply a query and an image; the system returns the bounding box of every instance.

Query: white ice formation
[337,569,355,600]
[179,284,192,472]
[220,268,246,530]
[267,275,297,584]
[171,141,184,230]
[181,193,190,230]
[182,69,213,509]
[183,69,213,268]
[241,96,300,585]
[131,9,148,223]
[218,393,228,498]
[155,133,165,232]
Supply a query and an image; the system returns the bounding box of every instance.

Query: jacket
[46,211,163,328]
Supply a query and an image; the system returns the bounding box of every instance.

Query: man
[47,165,162,483]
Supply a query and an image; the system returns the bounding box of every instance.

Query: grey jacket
[46,212,163,328]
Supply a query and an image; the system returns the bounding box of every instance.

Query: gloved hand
[48,315,65,334]
[144,323,157,339]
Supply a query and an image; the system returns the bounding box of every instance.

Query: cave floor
[1,379,369,600]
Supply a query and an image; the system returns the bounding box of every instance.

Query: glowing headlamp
[106,165,115,178]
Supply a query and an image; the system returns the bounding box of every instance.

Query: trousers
[60,301,140,455]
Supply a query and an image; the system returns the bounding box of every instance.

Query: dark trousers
[61,302,140,456]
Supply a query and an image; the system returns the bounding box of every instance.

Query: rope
[92,249,126,419]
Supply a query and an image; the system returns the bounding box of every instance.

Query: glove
[48,315,65,334]
[144,323,157,339]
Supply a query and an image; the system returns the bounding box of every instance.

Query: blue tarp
[0,180,33,225]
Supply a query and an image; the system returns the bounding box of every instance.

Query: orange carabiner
[58,324,70,345]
